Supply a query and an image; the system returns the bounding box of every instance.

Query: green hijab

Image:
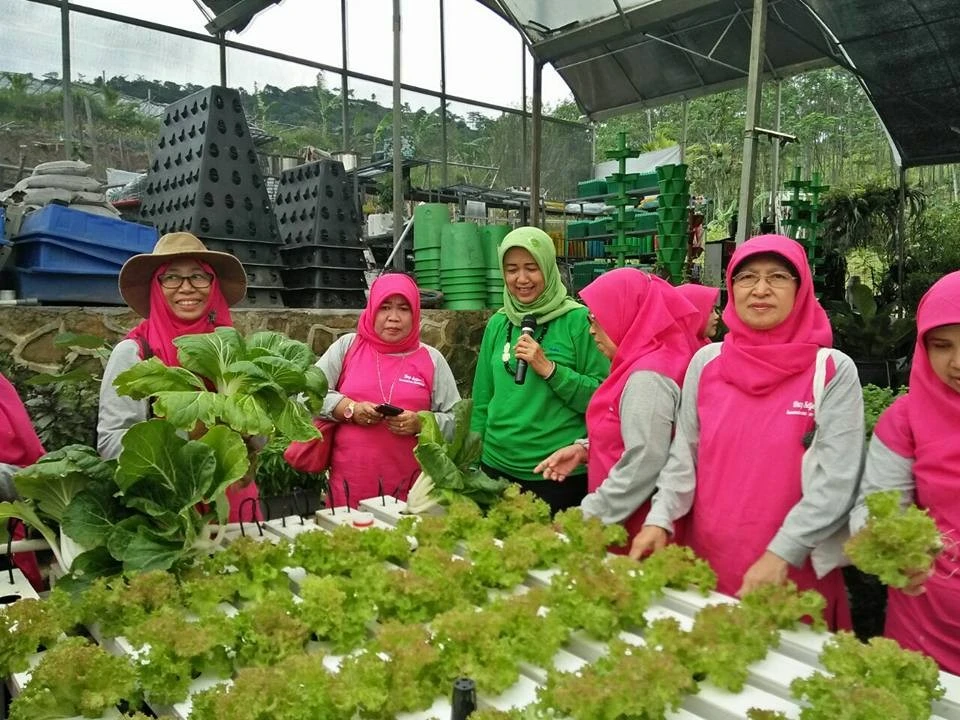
[497,226,582,325]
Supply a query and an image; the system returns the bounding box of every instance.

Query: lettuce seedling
[8,636,140,720]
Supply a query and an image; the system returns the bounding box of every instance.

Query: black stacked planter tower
[276,159,367,308]
[140,85,285,308]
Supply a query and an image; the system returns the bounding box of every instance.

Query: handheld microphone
[514,314,537,385]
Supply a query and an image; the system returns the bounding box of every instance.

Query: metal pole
[391,0,404,270]
[897,166,906,310]
[380,217,415,272]
[218,32,227,86]
[61,0,74,159]
[439,0,448,187]
[770,80,782,232]
[531,60,543,227]
[734,0,767,246]
[521,42,528,186]
[590,122,596,173]
[680,99,689,163]
[340,0,349,150]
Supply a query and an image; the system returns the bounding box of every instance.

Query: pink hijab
[356,273,421,354]
[676,284,721,346]
[580,269,702,483]
[0,373,45,468]
[125,261,233,366]
[873,273,960,673]
[903,271,960,438]
[718,235,832,395]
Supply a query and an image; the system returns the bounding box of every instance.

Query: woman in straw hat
[96,232,259,522]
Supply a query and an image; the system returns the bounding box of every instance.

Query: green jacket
[470,307,609,481]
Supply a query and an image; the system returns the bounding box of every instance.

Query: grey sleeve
[769,352,866,567]
[580,372,680,525]
[425,345,462,440]
[850,435,915,535]
[644,344,721,534]
[97,339,149,460]
[315,334,355,418]
[0,464,19,502]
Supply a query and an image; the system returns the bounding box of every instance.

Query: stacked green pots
[655,163,690,283]
[413,203,449,291]
[482,224,510,308]
[440,222,486,310]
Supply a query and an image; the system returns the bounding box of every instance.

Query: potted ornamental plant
[826,282,915,387]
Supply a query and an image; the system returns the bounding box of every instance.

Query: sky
[1,0,576,116]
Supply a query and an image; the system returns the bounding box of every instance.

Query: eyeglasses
[731,271,797,289]
[158,272,213,289]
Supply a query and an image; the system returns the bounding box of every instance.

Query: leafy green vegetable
[0,446,116,569]
[554,507,628,557]
[846,490,943,588]
[113,327,328,442]
[125,606,236,706]
[406,399,510,513]
[12,445,112,523]
[0,596,74,676]
[8,636,140,720]
[2,419,250,580]
[61,419,250,574]
[790,632,944,720]
[862,384,908,438]
[537,639,694,720]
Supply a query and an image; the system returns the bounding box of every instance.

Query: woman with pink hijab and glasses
[313,273,460,507]
[534,268,702,547]
[631,235,864,630]
[850,271,960,673]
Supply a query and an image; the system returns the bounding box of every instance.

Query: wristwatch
[343,401,356,421]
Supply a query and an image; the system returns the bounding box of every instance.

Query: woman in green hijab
[470,227,609,514]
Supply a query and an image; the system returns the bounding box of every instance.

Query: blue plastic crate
[15,266,122,305]
[14,237,126,272]
[17,204,158,255]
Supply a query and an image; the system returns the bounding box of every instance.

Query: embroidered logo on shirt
[398,373,427,387]
[786,400,815,417]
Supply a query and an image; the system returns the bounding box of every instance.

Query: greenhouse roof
[490,0,960,168]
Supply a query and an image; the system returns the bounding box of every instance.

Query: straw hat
[119,232,247,317]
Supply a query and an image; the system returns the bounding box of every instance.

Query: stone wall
[0,307,491,395]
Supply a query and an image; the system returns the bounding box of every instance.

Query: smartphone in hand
[374,403,404,416]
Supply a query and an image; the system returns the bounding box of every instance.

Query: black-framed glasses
[158,272,213,289]
[731,271,796,289]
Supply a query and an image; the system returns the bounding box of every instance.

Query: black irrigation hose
[5,518,19,586]
[237,497,263,537]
